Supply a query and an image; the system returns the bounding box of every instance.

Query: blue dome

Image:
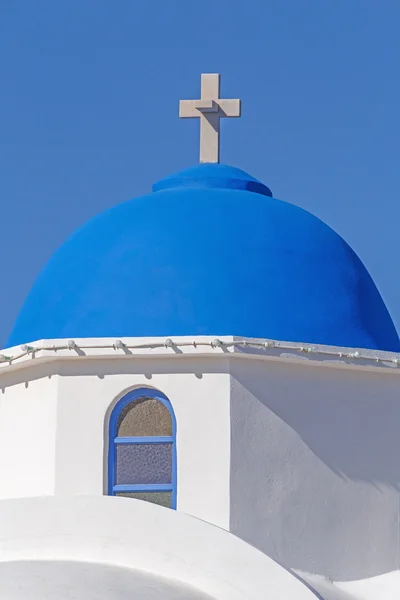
[7,163,400,351]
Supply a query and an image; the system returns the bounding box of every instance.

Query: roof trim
[1,336,400,378]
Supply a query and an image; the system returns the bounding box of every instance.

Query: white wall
[55,356,231,529]
[2,337,400,582]
[0,495,320,600]
[0,369,58,498]
[0,354,231,530]
[229,359,400,581]
[0,561,212,600]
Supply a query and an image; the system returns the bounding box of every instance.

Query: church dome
[7,163,400,351]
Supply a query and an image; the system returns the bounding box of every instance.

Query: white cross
[179,73,241,163]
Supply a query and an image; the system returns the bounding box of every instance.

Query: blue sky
[1,0,399,346]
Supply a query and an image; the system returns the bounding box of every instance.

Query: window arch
[108,388,177,509]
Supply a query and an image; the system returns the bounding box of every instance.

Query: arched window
[108,388,177,509]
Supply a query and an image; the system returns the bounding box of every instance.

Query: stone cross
[179,73,241,163]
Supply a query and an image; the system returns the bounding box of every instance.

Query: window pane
[117,397,172,437]
[116,443,172,485]
[116,491,172,508]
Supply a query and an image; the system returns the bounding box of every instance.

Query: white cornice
[0,336,399,377]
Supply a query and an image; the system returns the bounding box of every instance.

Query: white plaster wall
[0,561,212,600]
[229,359,400,581]
[0,370,58,498]
[0,495,319,600]
[3,336,399,584]
[54,356,231,529]
[0,351,231,529]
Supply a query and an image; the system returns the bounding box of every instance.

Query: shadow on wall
[0,356,224,391]
[235,361,400,489]
[229,361,400,581]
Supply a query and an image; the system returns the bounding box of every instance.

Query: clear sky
[1,0,399,347]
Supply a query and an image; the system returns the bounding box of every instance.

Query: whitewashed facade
[0,335,399,598]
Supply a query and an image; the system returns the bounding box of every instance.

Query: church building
[0,74,399,599]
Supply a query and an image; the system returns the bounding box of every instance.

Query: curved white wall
[0,495,318,600]
[0,561,212,600]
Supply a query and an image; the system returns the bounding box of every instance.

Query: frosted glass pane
[116,491,172,508]
[116,443,172,484]
[117,397,172,437]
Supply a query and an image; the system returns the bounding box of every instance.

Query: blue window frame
[108,387,177,509]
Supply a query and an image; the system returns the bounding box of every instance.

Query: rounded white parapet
[0,495,318,600]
